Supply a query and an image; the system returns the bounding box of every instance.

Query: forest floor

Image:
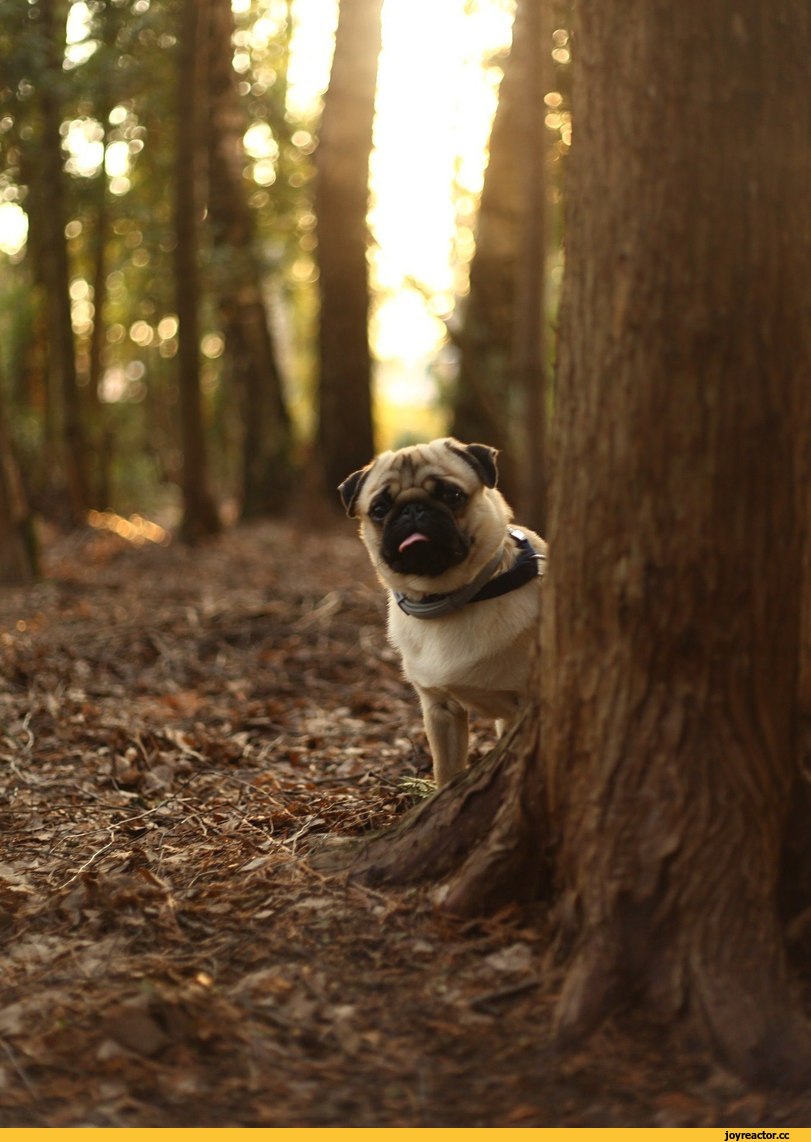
[1,516,810,1128]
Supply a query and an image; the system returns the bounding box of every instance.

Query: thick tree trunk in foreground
[315,0,381,494]
[321,0,811,1090]
[545,1,811,1087]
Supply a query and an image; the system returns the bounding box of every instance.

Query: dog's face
[339,437,512,595]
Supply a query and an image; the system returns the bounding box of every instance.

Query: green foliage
[0,0,571,524]
[0,0,317,518]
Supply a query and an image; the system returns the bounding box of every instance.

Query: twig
[469,978,541,1014]
[0,1037,37,1099]
[56,833,117,890]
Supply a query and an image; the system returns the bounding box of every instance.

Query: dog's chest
[387,585,539,697]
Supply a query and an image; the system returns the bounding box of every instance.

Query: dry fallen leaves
[0,520,808,1127]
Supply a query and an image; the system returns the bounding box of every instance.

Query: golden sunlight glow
[284,0,513,313]
[0,202,28,257]
[286,0,514,428]
[371,0,512,298]
[87,509,172,547]
[368,0,513,429]
[372,0,511,370]
[0,0,514,438]
[286,0,339,117]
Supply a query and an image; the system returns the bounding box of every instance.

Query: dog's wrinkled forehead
[362,441,478,505]
[339,437,497,518]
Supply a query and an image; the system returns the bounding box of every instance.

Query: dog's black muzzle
[381,497,470,578]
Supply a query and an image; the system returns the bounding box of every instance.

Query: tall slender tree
[0,383,37,583]
[33,0,90,522]
[205,0,293,518]
[450,0,541,503]
[174,0,220,542]
[314,0,382,496]
[83,0,125,510]
[513,0,550,535]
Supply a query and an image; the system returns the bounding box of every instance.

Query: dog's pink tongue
[398,532,430,553]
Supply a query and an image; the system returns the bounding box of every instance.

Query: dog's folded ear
[446,440,499,488]
[338,466,370,517]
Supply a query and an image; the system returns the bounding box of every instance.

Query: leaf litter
[0,519,809,1126]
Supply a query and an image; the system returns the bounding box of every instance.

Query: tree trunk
[312,703,552,915]
[85,0,121,510]
[314,0,381,495]
[175,0,221,543]
[86,166,115,510]
[0,386,38,584]
[320,0,811,1091]
[205,0,293,519]
[450,0,536,501]
[513,0,550,535]
[545,0,811,1088]
[37,0,90,523]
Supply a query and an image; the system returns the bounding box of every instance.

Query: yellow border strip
[0,1130,807,1140]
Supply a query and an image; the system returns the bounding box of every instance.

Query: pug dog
[339,437,546,786]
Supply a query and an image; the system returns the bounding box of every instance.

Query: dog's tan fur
[342,438,545,786]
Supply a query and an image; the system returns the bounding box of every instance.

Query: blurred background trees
[314,0,381,498]
[0,0,570,569]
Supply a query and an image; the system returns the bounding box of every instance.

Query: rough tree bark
[320,0,811,1089]
[546,0,811,1088]
[314,0,381,495]
[175,0,221,542]
[205,0,293,519]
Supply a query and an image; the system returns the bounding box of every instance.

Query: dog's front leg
[417,687,468,787]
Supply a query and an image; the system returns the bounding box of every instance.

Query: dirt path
[0,520,807,1126]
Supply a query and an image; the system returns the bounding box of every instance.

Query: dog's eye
[441,485,467,509]
[369,494,391,522]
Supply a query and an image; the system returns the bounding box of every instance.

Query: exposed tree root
[554,938,628,1051]
[440,712,550,916]
[553,908,811,1092]
[309,704,553,914]
[312,710,811,1089]
[692,965,811,1090]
